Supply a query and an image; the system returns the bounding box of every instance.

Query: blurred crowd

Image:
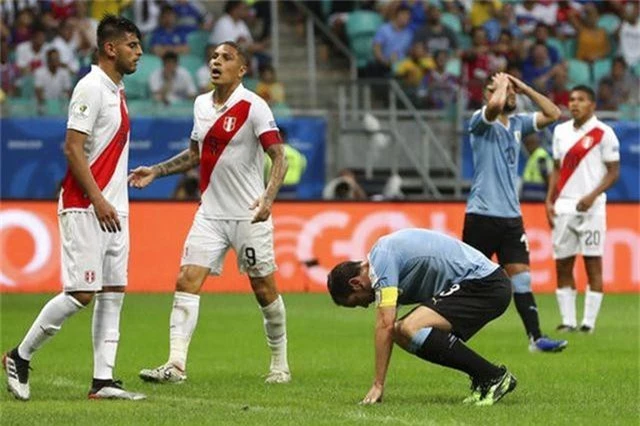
[308,0,640,113]
[1,0,287,114]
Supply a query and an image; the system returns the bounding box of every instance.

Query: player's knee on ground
[67,291,95,306]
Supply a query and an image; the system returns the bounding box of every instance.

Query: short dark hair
[224,0,243,14]
[215,41,249,66]
[613,56,627,68]
[162,51,179,63]
[571,84,596,101]
[97,15,141,55]
[327,261,361,305]
[160,5,176,16]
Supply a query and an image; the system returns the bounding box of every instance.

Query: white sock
[555,287,577,328]
[17,293,84,361]
[582,286,604,329]
[261,295,289,372]
[168,291,200,371]
[92,292,124,380]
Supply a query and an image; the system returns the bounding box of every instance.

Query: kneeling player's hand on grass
[360,383,383,405]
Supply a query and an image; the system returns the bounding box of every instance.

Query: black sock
[416,329,502,382]
[91,378,113,389]
[513,292,542,340]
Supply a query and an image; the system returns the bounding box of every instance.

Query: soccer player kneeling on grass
[327,229,517,406]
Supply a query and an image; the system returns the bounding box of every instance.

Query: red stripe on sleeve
[259,130,282,150]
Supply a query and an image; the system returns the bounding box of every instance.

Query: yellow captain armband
[376,287,399,308]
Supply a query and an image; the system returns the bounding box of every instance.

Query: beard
[503,101,517,113]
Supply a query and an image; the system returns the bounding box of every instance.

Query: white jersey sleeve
[190,95,205,143]
[552,124,562,161]
[601,126,620,163]
[67,78,102,135]
[250,95,278,138]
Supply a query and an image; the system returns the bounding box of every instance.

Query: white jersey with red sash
[190,84,281,220]
[551,115,620,215]
[59,65,130,216]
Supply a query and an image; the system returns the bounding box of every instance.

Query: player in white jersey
[3,16,145,401]
[129,41,291,384]
[545,85,620,334]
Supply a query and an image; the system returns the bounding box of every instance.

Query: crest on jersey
[222,116,236,132]
[582,136,593,149]
[84,270,96,284]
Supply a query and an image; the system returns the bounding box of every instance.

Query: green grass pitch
[1,293,638,425]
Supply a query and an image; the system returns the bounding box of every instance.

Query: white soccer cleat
[264,369,291,384]
[3,349,30,401]
[139,363,186,384]
[88,380,146,400]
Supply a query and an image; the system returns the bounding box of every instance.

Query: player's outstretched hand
[128,166,157,189]
[250,196,272,223]
[360,383,383,405]
[93,197,121,233]
[545,200,555,228]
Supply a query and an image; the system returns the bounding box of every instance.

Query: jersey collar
[211,83,244,112]
[572,114,597,131]
[92,65,124,94]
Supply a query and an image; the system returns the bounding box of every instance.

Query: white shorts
[181,213,277,278]
[552,213,606,259]
[59,211,129,292]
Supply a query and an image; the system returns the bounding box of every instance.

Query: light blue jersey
[466,107,539,218]
[368,229,499,307]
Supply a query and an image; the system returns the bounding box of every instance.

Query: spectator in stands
[196,44,216,93]
[90,0,130,21]
[515,0,557,37]
[383,0,427,33]
[15,24,47,74]
[470,0,501,28]
[394,40,434,90]
[462,26,492,108]
[521,43,553,90]
[413,5,458,56]
[173,169,200,201]
[483,3,522,43]
[0,0,38,28]
[209,1,267,59]
[555,0,582,37]
[610,57,639,106]
[48,18,80,73]
[570,3,610,63]
[11,8,35,45]
[133,0,162,35]
[368,4,413,78]
[548,64,570,110]
[0,39,20,97]
[150,51,197,105]
[490,30,519,72]
[34,48,72,113]
[323,169,368,200]
[256,63,285,106]
[70,1,98,59]
[150,5,190,57]
[418,50,458,109]
[172,0,211,34]
[596,77,617,111]
[619,1,640,67]
[531,23,560,65]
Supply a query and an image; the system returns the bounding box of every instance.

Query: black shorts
[414,268,512,341]
[462,213,530,266]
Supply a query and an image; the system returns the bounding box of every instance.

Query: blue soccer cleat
[529,336,568,353]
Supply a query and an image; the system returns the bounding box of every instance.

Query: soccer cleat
[556,324,577,333]
[3,348,30,401]
[462,377,482,404]
[579,325,594,334]
[264,369,291,384]
[474,367,517,407]
[88,379,146,400]
[529,336,568,353]
[139,363,186,383]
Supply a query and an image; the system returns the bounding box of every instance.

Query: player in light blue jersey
[463,72,567,353]
[327,229,516,407]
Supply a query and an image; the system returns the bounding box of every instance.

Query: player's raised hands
[360,383,383,405]
[128,166,157,189]
[505,74,529,93]
[250,196,273,223]
[93,196,121,233]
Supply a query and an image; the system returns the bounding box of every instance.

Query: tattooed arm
[250,143,288,223]
[128,140,200,189]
